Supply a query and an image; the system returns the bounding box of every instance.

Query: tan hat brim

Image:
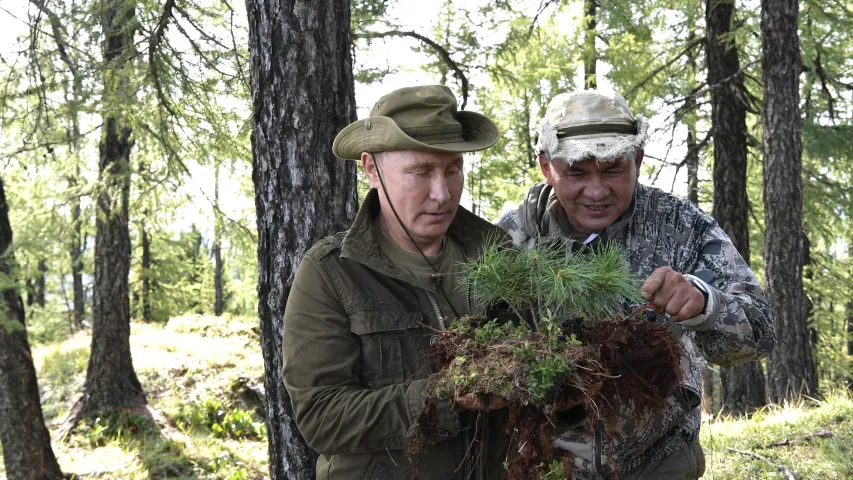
[332,111,500,160]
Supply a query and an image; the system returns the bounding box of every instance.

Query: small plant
[79,410,156,447]
[175,396,267,440]
[460,236,643,329]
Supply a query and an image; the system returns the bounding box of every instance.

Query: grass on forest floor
[2,313,852,479]
[700,390,853,479]
[1,314,268,480]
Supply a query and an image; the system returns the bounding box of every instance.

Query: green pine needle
[460,236,642,327]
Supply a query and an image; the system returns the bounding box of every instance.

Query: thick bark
[706,0,767,415]
[762,0,818,401]
[141,224,151,323]
[245,0,359,477]
[76,0,146,417]
[35,260,47,308]
[848,242,853,391]
[70,178,85,329]
[583,0,598,90]
[0,178,64,480]
[214,159,224,316]
[685,116,699,205]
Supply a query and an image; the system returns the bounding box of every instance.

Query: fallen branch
[726,447,797,480]
[765,430,834,448]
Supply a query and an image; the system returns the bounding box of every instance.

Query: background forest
[0,0,851,479]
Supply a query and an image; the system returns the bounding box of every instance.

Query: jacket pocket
[350,308,423,389]
[361,456,398,480]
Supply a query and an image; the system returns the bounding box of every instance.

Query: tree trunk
[706,0,767,415]
[214,159,224,316]
[70,176,85,329]
[762,0,818,402]
[245,0,359,477]
[35,259,47,308]
[0,177,65,480]
[583,0,598,90]
[141,223,151,323]
[75,0,146,419]
[848,242,853,391]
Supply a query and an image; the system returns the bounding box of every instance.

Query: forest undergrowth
[0,314,850,479]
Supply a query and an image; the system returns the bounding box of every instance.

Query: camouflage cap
[333,85,500,160]
[536,90,649,166]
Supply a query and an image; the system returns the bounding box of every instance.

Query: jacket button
[437,429,449,438]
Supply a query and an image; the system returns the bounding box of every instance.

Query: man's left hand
[641,266,705,322]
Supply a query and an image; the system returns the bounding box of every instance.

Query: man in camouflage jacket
[496,90,776,479]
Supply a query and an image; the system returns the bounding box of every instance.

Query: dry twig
[726,447,797,480]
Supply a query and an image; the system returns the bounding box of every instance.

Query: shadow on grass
[67,408,215,479]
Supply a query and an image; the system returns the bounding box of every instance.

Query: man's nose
[429,173,451,203]
[584,176,608,200]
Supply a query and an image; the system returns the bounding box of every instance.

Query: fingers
[454,393,508,412]
[641,266,669,300]
[642,267,705,322]
[672,293,705,322]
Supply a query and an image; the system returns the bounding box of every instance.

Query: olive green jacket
[283,189,509,480]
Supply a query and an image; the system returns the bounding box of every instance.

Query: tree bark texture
[70,180,85,329]
[78,0,146,417]
[245,0,359,478]
[583,0,598,90]
[214,159,224,316]
[848,242,853,391]
[761,0,818,401]
[35,260,47,308]
[0,177,64,480]
[706,0,767,414]
[141,224,151,323]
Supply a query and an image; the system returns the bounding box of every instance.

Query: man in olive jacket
[283,85,510,480]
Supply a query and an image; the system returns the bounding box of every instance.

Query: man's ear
[538,153,555,186]
[634,148,645,173]
[361,152,381,189]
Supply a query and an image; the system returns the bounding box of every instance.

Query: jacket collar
[340,189,502,282]
[518,181,639,243]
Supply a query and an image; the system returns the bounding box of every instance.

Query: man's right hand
[454,393,508,412]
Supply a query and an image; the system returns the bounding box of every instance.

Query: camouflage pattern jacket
[496,182,776,479]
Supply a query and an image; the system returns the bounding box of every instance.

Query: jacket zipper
[594,419,605,476]
[426,291,446,329]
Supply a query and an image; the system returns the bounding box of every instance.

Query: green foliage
[175,397,266,441]
[37,345,88,421]
[460,236,642,326]
[79,410,157,448]
[524,352,575,402]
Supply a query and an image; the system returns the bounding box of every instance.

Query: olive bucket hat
[332,85,500,160]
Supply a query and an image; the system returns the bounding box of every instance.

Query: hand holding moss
[641,266,706,322]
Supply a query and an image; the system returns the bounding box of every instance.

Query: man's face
[362,150,464,251]
[539,150,643,234]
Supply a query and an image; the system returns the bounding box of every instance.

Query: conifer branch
[624,35,705,101]
[358,29,470,109]
[149,0,178,118]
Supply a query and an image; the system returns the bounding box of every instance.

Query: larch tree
[71,0,147,422]
[706,0,767,414]
[0,177,64,480]
[245,0,359,477]
[762,0,818,401]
